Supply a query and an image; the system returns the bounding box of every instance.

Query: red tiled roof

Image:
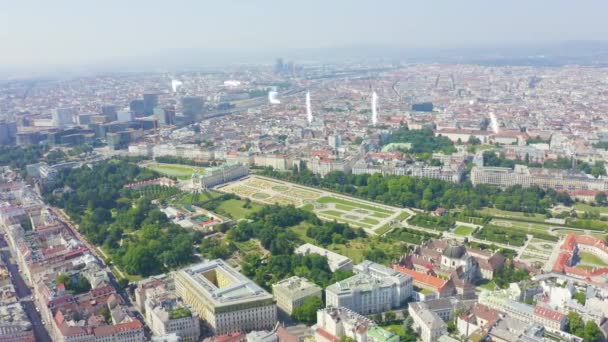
[93,320,143,337]
[391,265,447,290]
[552,252,571,272]
[315,328,340,342]
[534,306,565,322]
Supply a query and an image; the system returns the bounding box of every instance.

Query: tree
[583,321,603,342]
[595,192,607,206]
[56,273,70,286]
[384,311,397,323]
[468,136,481,145]
[370,313,383,323]
[573,291,586,305]
[567,312,584,337]
[292,297,323,324]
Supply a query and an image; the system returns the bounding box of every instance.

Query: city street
[0,235,52,342]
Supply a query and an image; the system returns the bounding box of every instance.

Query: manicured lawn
[554,228,607,240]
[490,218,552,234]
[382,324,406,337]
[110,265,143,282]
[321,210,345,217]
[573,203,608,214]
[453,226,475,236]
[375,224,392,235]
[174,191,219,204]
[317,213,373,229]
[145,163,205,180]
[395,211,411,221]
[301,204,314,212]
[325,238,402,264]
[217,199,262,220]
[317,196,393,214]
[235,240,263,254]
[361,217,380,225]
[290,222,315,244]
[479,207,547,222]
[579,251,608,266]
[477,280,497,290]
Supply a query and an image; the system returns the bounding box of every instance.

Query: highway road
[0,236,52,342]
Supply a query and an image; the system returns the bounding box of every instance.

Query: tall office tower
[0,121,16,145]
[154,107,175,126]
[116,111,134,123]
[129,100,145,116]
[143,93,159,115]
[52,108,75,128]
[273,58,284,74]
[181,96,205,123]
[287,61,295,75]
[328,134,342,150]
[101,105,118,121]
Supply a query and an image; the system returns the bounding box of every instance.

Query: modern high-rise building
[181,96,205,123]
[154,108,174,126]
[0,121,17,145]
[52,108,75,128]
[325,260,413,315]
[328,134,342,150]
[174,259,276,335]
[101,105,118,121]
[130,100,146,116]
[143,93,159,115]
[117,111,134,123]
[274,58,284,74]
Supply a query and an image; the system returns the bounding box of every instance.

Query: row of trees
[154,155,220,167]
[260,168,573,214]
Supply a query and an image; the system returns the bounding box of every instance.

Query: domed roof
[443,245,466,259]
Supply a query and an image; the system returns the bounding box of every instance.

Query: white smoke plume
[171,80,183,92]
[268,91,280,104]
[489,112,499,134]
[306,91,312,124]
[371,91,378,126]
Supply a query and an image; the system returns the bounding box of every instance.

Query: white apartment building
[272,276,322,315]
[315,307,399,342]
[408,302,448,342]
[471,165,608,192]
[325,260,412,315]
[294,244,353,272]
[144,298,200,342]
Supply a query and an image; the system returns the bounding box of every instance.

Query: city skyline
[1,0,608,68]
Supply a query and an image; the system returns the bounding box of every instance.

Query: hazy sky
[1,0,608,67]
